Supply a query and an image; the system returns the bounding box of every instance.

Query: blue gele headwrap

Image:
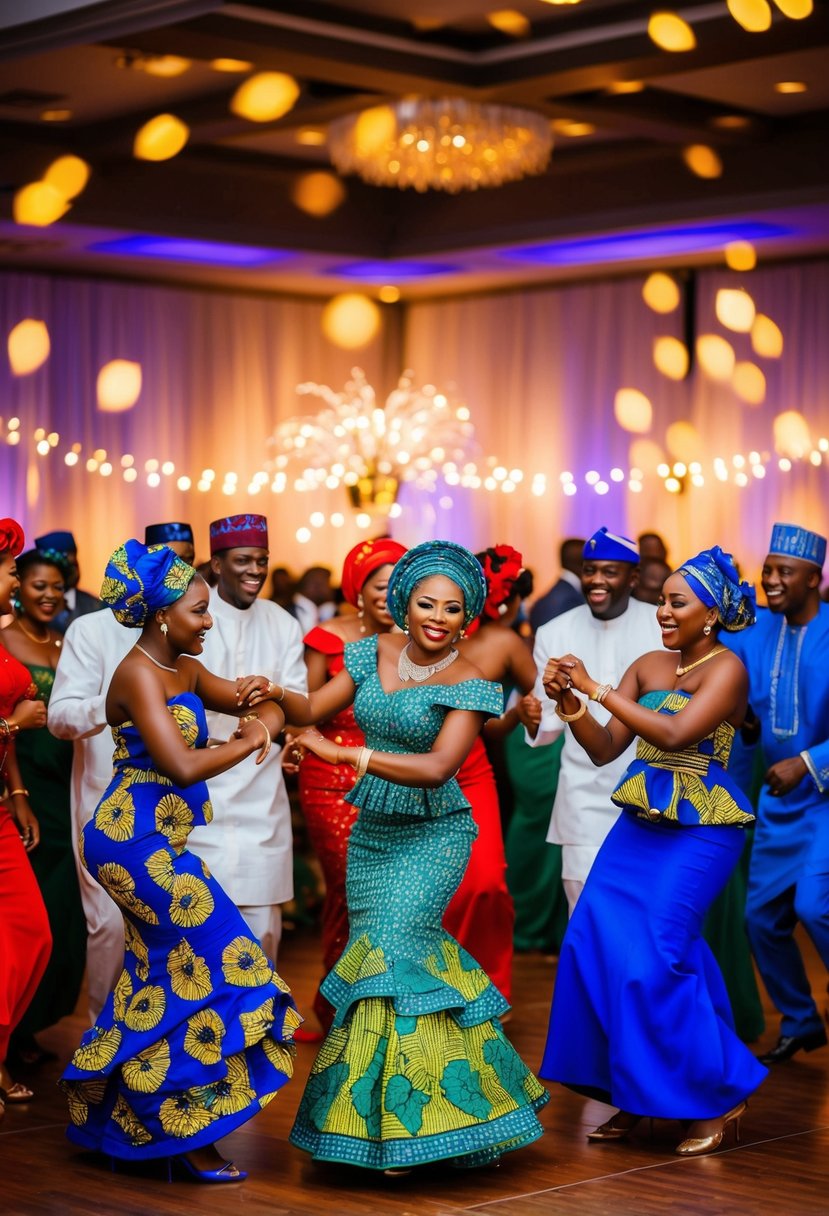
[387,539,487,629]
[101,539,197,628]
[677,546,756,632]
[583,526,639,564]
[144,521,194,546]
[768,522,826,569]
[35,529,76,553]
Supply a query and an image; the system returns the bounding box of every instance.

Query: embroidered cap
[768,522,826,570]
[209,514,268,555]
[35,529,76,553]
[583,526,639,564]
[144,521,194,546]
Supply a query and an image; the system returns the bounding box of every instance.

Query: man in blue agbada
[726,522,829,1065]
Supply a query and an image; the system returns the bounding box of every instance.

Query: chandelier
[327,98,553,193]
[267,369,477,513]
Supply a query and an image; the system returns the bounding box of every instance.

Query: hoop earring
[160,622,169,636]
[703,623,712,636]
[357,595,366,636]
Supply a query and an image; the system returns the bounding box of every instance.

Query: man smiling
[191,514,307,964]
[727,522,829,1064]
[522,527,661,912]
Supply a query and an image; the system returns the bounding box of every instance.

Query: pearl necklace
[135,643,179,674]
[398,642,459,683]
[675,645,726,677]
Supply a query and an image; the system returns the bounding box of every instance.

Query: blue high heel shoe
[169,1154,248,1183]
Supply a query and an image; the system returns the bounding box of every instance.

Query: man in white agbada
[522,527,662,913]
[191,513,307,963]
[48,521,196,1021]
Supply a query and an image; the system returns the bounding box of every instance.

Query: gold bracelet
[9,788,29,798]
[555,700,588,723]
[590,683,613,704]
[354,746,374,779]
[248,719,271,751]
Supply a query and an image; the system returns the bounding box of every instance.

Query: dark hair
[16,547,69,581]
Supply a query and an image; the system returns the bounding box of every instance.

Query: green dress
[504,728,569,953]
[289,636,548,1170]
[15,663,86,1035]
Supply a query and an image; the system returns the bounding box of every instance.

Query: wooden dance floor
[5,928,827,1215]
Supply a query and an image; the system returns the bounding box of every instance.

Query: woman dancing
[261,541,548,1171]
[60,540,299,1182]
[540,547,766,1155]
[295,537,406,1034]
[0,519,52,1118]
[3,547,86,1066]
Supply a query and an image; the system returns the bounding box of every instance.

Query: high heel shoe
[169,1154,248,1182]
[675,1101,746,1156]
[586,1111,644,1142]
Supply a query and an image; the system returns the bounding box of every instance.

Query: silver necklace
[398,642,459,683]
[135,643,179,674]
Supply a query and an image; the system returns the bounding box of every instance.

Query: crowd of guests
[0,509,826,1182]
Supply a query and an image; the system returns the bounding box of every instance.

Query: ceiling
[1,0,828,297]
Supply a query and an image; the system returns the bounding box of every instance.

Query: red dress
[446,737,515,1001]
[300,628,514,1020]
[0,642,52,1065]
[299,627,363,1028]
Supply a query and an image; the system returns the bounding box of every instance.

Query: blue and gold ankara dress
[60,692,299,1159]
[541,691,767,1118]
[289,636,548,1169]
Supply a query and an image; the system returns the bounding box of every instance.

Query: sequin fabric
[289,636,548,1169]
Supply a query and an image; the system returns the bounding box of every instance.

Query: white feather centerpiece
[267,369,477,514]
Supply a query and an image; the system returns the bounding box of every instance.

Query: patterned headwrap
[0,518,25,557]
[479,544,525,620]
[209,514,268,555]
[101,539,197,628]
[677,546,756,632]
[387,539,487,629]
[340,538,408,607]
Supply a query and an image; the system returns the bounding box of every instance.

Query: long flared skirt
[290,806,547,1169]
[541,814,767,1119]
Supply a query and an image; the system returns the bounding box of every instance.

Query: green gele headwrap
[386,539,486,629]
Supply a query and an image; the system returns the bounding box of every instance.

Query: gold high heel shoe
[586,1111,643,1142]
[675,1101,746,1156]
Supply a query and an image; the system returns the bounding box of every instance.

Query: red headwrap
[341,538,408,607]
[0,518,25,557]
[481,544,525,620]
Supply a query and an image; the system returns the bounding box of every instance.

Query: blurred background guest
[34,531,102,634]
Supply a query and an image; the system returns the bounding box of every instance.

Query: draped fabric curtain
[404,261,829,581]
[0,271,398,582]
[2,260,827,589]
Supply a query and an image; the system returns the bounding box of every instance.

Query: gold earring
[160,621,169,636]
[357,595,366,635]
[703,623,712,636]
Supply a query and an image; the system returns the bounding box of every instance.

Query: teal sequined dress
[60,692,299,1159]
[289,636,548,1170]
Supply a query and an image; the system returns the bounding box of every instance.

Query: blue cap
[144,522,194,546]
[768,523,826,569]
[35,529,76,552]
[583,527,639,564]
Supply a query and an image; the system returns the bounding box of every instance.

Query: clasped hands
[542,654,595,703]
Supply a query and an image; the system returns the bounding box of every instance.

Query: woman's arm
[548,650,747,761]
[186,661,278,717]
[297,706,485,789]
[3,744,40,851]
[481,631,537,740]
[247,665,357,726]
[543,656,641,765]
[110,665,284,785]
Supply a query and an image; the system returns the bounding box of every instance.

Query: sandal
[0,1081,34,1103]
